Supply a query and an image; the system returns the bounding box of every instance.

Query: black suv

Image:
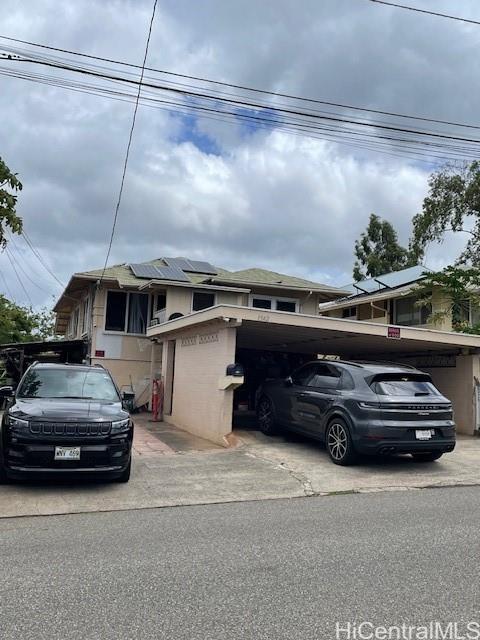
[256,360,456,465]
[0,363,134,482]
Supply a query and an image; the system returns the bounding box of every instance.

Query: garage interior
[147,306,480,444]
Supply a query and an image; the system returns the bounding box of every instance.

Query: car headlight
[111,418,131,434]
[7,415,29,432]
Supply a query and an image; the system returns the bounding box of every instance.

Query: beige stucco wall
[165,322,237,445]
[90,286,154,407]
[424,354,479,435]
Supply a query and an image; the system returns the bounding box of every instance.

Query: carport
[146,305,480,445]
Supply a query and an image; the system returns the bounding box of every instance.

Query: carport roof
[146,305,480,357]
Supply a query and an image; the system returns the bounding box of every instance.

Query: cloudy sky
[1,0,479,309]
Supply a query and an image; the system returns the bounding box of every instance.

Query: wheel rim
[327,423,348,460]
[258,400,273,431]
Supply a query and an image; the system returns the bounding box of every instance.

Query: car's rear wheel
[411,452,444,462]
[257,397,278,436]
[326,419,357,466]
[115,459,131,483]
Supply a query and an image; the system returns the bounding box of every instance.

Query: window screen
[192,291,215,311]
[394,297,430,326]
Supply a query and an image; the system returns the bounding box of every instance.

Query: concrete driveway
[0,414,479,519]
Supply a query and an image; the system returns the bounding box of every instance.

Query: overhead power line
[99,0,158,283]
[21,231,65,288]
[368,0,480,26]
[6,232,54,296]
[3,246,33,306]
[4,54,480,148]
[0,31,479,131]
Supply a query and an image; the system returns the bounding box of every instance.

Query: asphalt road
[1,488,479,640]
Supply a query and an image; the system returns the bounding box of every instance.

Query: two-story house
[319,265,480,332]
[54,256,346,407]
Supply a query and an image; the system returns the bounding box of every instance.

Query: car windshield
[374,376,440,397]
[17,368,120,401]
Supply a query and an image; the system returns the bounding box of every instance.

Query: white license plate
[415,429,434,440]
[54,446,81,460]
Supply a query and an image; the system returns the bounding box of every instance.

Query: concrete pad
[237,429,480,494]
[0,418,479,519]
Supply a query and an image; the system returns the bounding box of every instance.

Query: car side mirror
[0,386,15,398]
[284,376,293,387]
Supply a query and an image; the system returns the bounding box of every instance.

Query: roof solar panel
[130,263,190,281]
[349,265,430,295]
[164,257,217,275]
[164,257,192,272]
[130,264,162,279]
[189,260,217,275]
[155,265,190,281]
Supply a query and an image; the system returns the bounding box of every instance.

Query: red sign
[95,350,105,357]
[387,327,401,339]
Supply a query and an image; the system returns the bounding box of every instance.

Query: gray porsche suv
[256,360,455,465]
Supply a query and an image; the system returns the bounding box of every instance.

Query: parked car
[0,362,134,483]
[256,360,456,465]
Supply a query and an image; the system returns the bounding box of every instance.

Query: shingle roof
[72,260,343,293]
[209,268,346,293]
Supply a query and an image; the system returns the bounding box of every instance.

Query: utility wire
[99,0,157,283]
[3,246,33,306]
[1,31,480,131]
[6,232,54,295]
[0,62,477,165]
[0,261,14,300]
[5,55,480,149]
[368,0,480,26]
[21,230,65,288]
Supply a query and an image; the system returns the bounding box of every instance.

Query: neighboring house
[319,265,480,332]
[53,257,346,406]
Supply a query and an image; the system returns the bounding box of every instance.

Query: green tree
[410,161,480,265]
[0,298,55,344]
[353,213,419,281]
[0,157,23,248]
[414,266,480,333]
[0,295,36,344]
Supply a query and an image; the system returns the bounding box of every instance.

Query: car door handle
[296,392,308,398]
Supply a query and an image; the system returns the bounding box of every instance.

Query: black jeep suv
[0,363,133,482]
[256,360,456,465]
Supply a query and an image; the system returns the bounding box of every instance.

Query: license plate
[54,446,81,460]
[415,429,434,440]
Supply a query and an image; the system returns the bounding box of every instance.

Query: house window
[394,297,430,326]
[192,291,215,311]
[71,307,79,337]
[127,293,149,334]
[250,296,298,312]
[276,300,297,313]
[105,291,127,332]
[252,298,272,310]
[105,291,149,334]
[81,296,90,335]
[342,306,357,319]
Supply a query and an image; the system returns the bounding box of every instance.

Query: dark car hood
[9,398,128,422]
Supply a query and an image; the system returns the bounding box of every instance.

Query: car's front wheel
[411,452,444,462]
[257,397,278,436]
[326,419,357,466]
